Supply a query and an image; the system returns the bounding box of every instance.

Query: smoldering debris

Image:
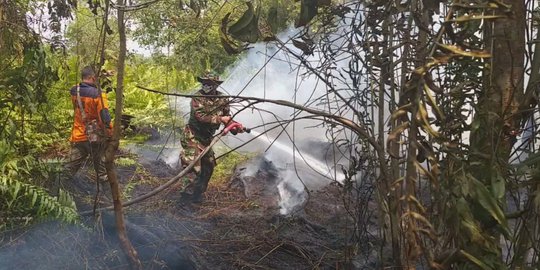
[0,212,198,270]
[277,177,308,215]
[230,154,311,215]
[230,155,282,199]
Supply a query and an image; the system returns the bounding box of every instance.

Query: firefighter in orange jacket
[64,66,112,182]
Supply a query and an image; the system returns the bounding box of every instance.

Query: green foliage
[0,141,78,229]
[0,42,58,113]
[131,0,236,74]
[0,1,33,61]
[0,2,77,228]
[108,60,194,129]
[212,149,252,185]
[131,0,296,75]
[65,6,119,66]
[134,133,152,142]
[267,0,296,33]
[0,177,79,228]
[0,9,63,154]
[220,0,306,49]
[116,157,137,167]
[459,250,492,270]
[122,180,137,200]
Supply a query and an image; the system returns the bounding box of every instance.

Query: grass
[116,157,137,167]
[211,150,253,186]
[119,133,151,147]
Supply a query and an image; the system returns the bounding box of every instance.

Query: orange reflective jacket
[70,82,112,142]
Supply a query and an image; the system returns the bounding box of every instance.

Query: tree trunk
[103,0,142,268]
[468,0,525,266]
[510,2,540,267]
[375,13,402,267]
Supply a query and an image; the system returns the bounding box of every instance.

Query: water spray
[249,130,345,182]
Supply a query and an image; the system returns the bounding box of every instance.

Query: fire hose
[81,121,249,215]
[222,120,250,135]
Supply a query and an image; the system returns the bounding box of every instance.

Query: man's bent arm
[98,92,112,129]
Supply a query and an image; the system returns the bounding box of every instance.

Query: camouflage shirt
[187,89,230,144]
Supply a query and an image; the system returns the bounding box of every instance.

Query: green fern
[0,140,78,228]
[0,176,79,227]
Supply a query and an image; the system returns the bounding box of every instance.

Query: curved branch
[111,0,162,11]
[80,132,223,215]
[136,85,382,154]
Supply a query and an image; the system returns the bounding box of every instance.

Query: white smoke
[218,28,352,214]
[161,147,182,168]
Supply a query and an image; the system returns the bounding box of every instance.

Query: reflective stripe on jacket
[69,82,112,142]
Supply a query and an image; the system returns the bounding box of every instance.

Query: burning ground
[0,138,379,269]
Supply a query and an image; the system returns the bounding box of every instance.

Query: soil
[0,143,378,269]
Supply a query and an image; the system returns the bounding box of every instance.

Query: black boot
[191,184,204,203]
[179,190,193,202]
[191,191,203,203]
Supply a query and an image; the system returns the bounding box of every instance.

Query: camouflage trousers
[180,126,216,195]
[64,141,108,182]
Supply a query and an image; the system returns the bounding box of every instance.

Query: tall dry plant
[266,0,540,268]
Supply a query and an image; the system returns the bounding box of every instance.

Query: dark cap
[197,71,223,85]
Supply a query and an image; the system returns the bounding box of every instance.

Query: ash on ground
[1,143,380,269]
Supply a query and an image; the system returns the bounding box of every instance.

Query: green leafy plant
[0,177,78,227]
[212,149,253,186]
[0,141,78,229]
[116,157,137,167]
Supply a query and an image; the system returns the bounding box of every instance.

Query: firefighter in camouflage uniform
[180,72,231,203]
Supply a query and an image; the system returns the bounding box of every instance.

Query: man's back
[69,82,108,142]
